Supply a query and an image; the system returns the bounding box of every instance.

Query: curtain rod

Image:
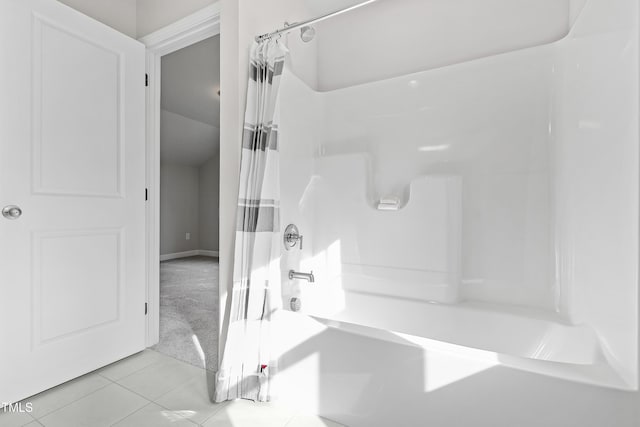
[255,0,378,42]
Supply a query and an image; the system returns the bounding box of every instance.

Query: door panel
[0,0,146,404]
[34,16,123,197]
[35,229,122,343]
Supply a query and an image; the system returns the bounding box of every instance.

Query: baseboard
[198,250,219,257]
[159,250,199,261]
[160,249,219,261]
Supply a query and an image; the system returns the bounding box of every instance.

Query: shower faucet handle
[283,224,303,251]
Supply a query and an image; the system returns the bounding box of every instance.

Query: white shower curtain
[214,39,287,403]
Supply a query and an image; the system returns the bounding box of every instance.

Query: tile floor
[0,349,345,427]
[153,256,219,371]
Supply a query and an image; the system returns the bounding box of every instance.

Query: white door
[0,0,146,404]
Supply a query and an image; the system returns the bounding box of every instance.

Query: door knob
[2,205,22,220]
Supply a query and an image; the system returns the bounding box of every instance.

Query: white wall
[554,0,639,388]
[57,0,137,38]
[160,163,200,255]
[199,154,220,252]
[304,45,556,310]
[313,0,574,91]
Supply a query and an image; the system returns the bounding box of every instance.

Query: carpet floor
[152,256,219,371]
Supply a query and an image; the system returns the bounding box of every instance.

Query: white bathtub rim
[308,314,635,391]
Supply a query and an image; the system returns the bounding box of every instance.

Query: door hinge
[145,73,149,87]
[144,303,148,315]
[145,188,148,201]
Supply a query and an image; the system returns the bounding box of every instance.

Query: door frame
[139,3,220,347]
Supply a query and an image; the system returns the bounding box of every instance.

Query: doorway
[141,5,221,374]
[154,35,220,371]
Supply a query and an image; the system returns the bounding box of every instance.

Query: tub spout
[289,270,315,283]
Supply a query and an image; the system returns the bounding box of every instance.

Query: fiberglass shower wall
[278,0,638,389]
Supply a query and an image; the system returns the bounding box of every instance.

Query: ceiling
[161,110,219,165]
[161,35,220,166]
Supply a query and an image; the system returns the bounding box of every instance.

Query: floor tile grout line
[94,348,181,383]
[95,371,121,382]
[284,414,346,427]
[146,349,213,372]
[31,379,115,422]
[105,401,152,427]
[107,380,170,407]
[106,401,168,427]
[0,409,38,425]
[188,399,232,425]
[100,350,191,384]
[144,370,208,404]
[111,366,203,408]
[143,360,227,423]
[197,400,298,427]
[101,398,149,427]
[153,398,221,426]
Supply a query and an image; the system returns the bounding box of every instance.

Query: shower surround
[273,0,639,416]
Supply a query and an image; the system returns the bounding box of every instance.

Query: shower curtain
[214,39,287,403]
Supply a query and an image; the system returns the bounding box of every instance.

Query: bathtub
[310,291,600,365]
[278,0,638,393]
[283,289,629,391]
